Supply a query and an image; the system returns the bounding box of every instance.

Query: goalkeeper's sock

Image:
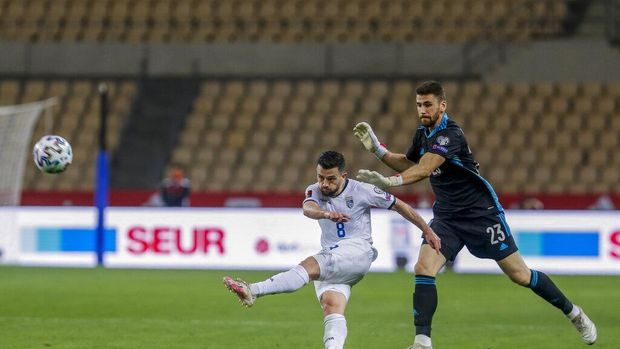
[566,304,580,320]
[527,270,573,315]
[414,334,432,347]
[250,264,309,297]
[414,275,437,337]
[323,313,347,349]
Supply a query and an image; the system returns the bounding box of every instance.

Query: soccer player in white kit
[224,151,441,349]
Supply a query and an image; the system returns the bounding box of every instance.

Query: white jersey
[303,179,396,248]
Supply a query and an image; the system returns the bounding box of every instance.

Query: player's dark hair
[416,81,446,101]
[317,151,345,171]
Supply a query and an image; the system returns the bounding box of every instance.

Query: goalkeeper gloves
[356,170,403,189]
[353,122,388,158]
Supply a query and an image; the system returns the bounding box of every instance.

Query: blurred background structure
[1,0,619,209]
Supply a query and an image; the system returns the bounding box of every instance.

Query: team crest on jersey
[436,136,450,146]
[373,187,384,194]
[345,195,354,208]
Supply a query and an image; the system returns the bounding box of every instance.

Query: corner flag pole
[95,83,109,267]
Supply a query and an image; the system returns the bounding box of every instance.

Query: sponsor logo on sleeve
[384,192,393,201]
[306,190,312,198]
[432,135,450,153]
[432,144,449,154]
[373,187,384,194]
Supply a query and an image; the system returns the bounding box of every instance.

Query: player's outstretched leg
[569,305,597,345]
[527,270,598,345]
[250,264,310,296]
[223,276,256,307]
[499,253,597,345]
[223,264,311,308]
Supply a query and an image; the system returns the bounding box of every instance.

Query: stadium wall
[18,190,620,210]
[2,40,619,80]
[487,38,620,81]
[1,207,619,275]
[0,41,479,78]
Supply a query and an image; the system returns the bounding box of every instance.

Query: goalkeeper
[353,81,597,349]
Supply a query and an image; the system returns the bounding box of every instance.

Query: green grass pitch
[0,266,617,348]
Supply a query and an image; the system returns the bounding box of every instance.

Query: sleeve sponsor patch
[432,144,449,153]
[431,135,450,154]
[373,187,384,194]
[306,190,312,198]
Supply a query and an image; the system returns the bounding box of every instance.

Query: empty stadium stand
[0,0,568,43]
[0,0,617,209]
[3,78,618,197]
[0,79,136,191]
[169,79,620,196]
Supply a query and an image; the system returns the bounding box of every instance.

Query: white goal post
[0,99,56,206]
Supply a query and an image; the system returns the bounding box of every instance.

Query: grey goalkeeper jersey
[303,179,396,248]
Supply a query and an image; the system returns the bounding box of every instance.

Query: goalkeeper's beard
[420,111,442,127]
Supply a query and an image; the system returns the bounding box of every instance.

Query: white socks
[415,334,432,347]
[323,313,347,349]
[250,264,310,296]
[248,265,347,348]
[566,304,580,320]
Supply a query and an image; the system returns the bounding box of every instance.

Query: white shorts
[312,238,378,301]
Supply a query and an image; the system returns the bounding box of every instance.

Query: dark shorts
[422,213,518,262]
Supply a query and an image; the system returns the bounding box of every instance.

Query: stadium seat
[11,78,135,190]
[0,80,20,105]
[533,81,555,97]
[10,77,617,196]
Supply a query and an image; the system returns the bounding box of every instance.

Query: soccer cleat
[406,344,432,349]
[223,276,256,307]
[571,305,597,345]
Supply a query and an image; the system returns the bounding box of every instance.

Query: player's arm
[303,200,350,222]
[381,151,415,173]
[391,198,441,253]
[399,152,445,185]
[357,152,445,189]
[353,122,413,172]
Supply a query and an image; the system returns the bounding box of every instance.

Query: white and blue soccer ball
[33,135,73,174]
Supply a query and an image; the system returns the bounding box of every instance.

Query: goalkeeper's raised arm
[353,122,413,173]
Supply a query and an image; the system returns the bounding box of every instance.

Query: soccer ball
[33,135,73,174]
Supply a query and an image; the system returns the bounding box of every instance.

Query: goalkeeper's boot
[406,344,432,349]
[223,276,256,308]
[571,305,597,345]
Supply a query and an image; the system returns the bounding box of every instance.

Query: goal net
[0,99,56,206]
